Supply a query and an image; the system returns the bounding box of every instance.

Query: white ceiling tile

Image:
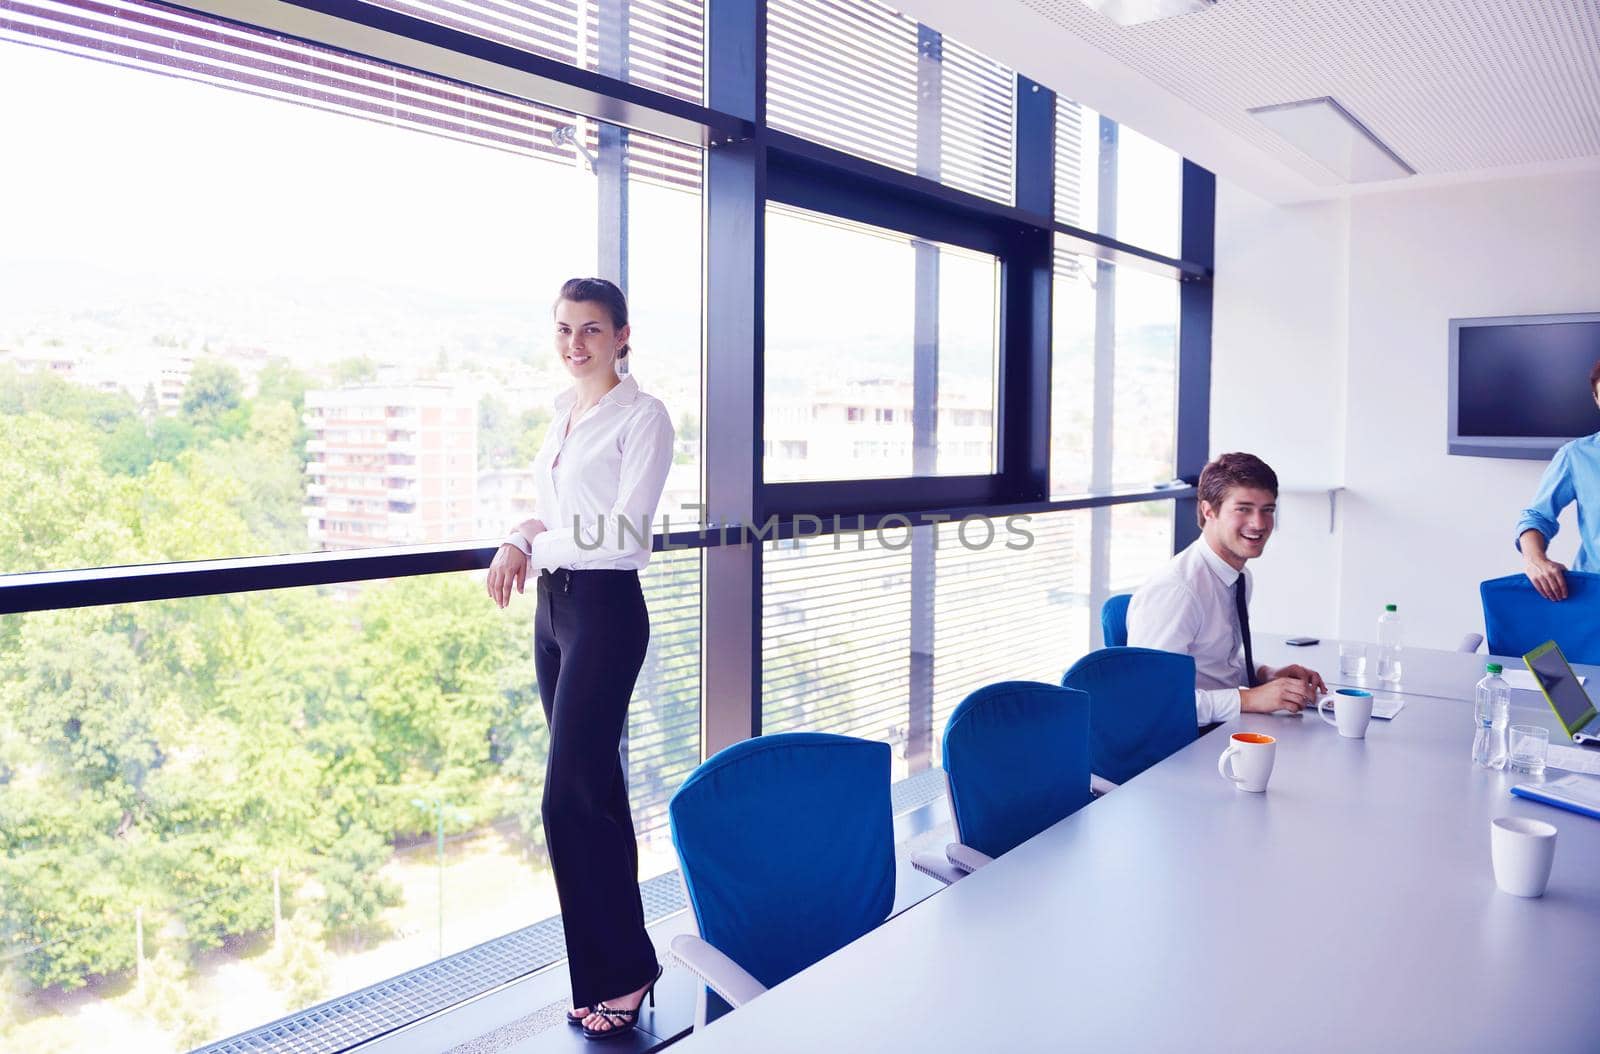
[1005,0,1600,179]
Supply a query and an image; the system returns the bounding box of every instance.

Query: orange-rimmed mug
[1217,732,1277,792]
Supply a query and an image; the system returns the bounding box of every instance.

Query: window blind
[767,0,1015,204]
[0,0,700,192]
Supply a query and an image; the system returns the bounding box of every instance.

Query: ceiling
[896,0,1600,201]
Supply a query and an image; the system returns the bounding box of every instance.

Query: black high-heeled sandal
[566,1007,589,1028]
[580,965,663,1042]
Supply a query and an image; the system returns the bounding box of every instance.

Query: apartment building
[303,385,477,548]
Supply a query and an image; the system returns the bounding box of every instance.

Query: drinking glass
[1507,724,1549,776]
[1338,642,1367,678]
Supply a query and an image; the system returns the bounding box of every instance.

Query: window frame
[0,0,1215,1048]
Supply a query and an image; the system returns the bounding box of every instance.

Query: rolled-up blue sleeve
[1516,445,1575,551]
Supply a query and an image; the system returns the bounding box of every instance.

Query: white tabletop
[671,646,1600,1053]
[1257,633,1600,714]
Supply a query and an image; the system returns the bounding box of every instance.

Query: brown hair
[1196,452,1279,526]
[1589,358,1600,396]
[555,277,630,359]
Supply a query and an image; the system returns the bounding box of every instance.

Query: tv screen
[1449,312,1600,459]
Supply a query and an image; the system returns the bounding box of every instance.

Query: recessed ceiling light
[1079,0,1217,28]
[1248,97,1415,182]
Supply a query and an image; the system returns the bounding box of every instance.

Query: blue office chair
[1062,647,1198,788]
[1101,593,1132,647]
[1480,571,1600,665]
[912,681,1092,885]
[669,733,895,1029]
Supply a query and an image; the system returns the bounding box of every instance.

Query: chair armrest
[911,849,966,885]
[671,933,767,1012]
[1457,633,1484,653]
[945,841,994,875]
[1089,773,1119,797]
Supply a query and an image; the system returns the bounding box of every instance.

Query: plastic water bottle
[1376,603,1402,684]
[1473,664,1510,769]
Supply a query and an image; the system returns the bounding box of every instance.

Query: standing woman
[486,277,674,1040]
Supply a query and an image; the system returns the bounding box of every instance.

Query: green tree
[0,413,121,572]
[180,359,244,431]
[675,410,699,465]
[0,364,138,437]
[332,356,378,385]
[314,825,400,938]
[0,847,136,989]
[256,357,310,409]
[139,947,219,1051]
[479,393,551,471]
[102,415,158,476]
[266,910,331,1008]
[148,415,198,464]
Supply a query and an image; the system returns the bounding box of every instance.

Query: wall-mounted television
[1448,312,1600,460]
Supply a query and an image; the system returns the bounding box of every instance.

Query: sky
[0,26,1178,405]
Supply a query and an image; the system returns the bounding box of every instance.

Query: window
[1116,124,1183,260]
[1050,243,1181,496]
[1112,266,1181,488]
[0,2,702,574]
[0,550,698,1050]
[1050,250,1098,497]
[0,4,706,1050]
[363,0,707,105]
[763,205,999,482]
[1110,501,1176,593]
[930,509,1091,758]
[0,0,1209,1049]
[766,0,1015,203]
[763,527,916,779]
[1056,100,1182,260]
[1055,99,1105,233]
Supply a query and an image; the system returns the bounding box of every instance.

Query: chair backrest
[1101,593,1132,647]
[1480,572,1600,665]
[669,733,895,991]
[1062,647,1197,785]
[941,681,1092,860]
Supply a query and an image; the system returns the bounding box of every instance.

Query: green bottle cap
[1486,663,1503,674]
[1384,604,1397,612]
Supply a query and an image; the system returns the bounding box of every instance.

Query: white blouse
[506,375,675,572]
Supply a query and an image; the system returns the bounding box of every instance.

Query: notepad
[1503,668,1587,692]
[1548,744,1600,775]
[1510,774,1600,820]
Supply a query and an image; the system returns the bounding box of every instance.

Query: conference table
[1256,632,1573,704]
[669,639,1600,1052]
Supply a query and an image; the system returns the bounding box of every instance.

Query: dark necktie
[1234,575,1258,688]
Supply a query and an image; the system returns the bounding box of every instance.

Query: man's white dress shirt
[1126,538,1254,725]
[506,375,675,572]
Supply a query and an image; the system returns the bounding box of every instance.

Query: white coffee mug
[1217,732,1277,792]
[1318,688,1375,739]
[1490,816,1557,897]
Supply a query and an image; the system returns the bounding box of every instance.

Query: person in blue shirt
[1516,359,1600,601]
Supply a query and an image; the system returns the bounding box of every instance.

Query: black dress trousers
[533,567,658,1008]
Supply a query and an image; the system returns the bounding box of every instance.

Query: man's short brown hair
[1196,452,1279,527]
[1589,358,1600,396]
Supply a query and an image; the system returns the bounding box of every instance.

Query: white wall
[1211,185,1349,640]
[1215,169,1598,650]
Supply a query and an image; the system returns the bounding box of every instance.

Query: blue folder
[1510,775,1600,820]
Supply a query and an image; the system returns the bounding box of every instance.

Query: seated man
[1516,357,1600,601]
[1127,451,1325,725]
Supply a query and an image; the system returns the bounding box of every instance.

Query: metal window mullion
[1174,159,1216,553]
[702,0,761,756]
[1088,116,1118,646]
[1007,74,1052,504]
[905,24,942,775]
